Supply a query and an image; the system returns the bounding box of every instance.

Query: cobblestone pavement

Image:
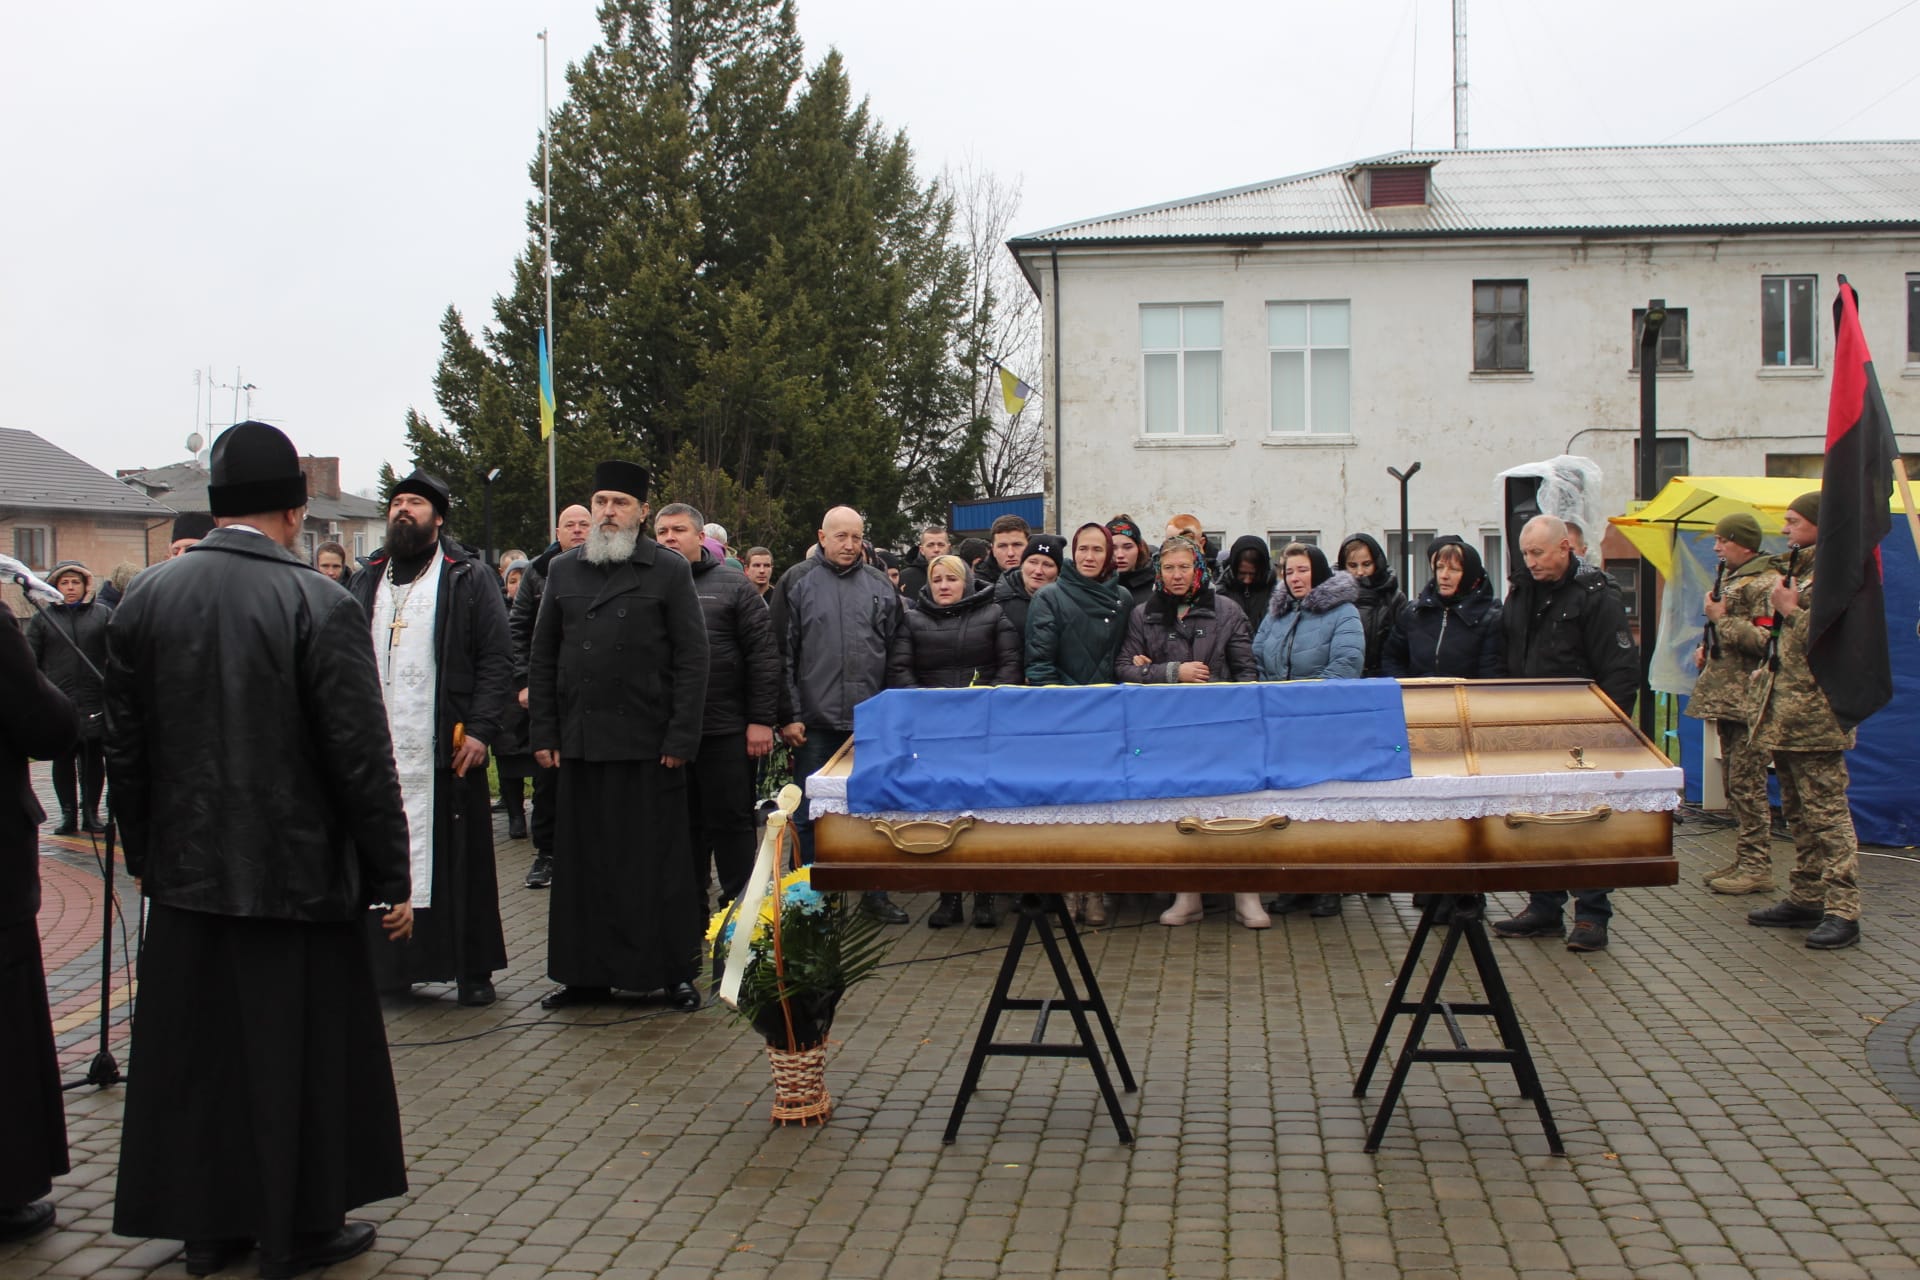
[9,763,1920,1279]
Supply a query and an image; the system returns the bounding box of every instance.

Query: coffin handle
[1504,805,1613,827]
[1175,815,1292,836]
[869,817,975,855]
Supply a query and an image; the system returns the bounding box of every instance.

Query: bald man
[510,503,593,889]
[772,506,907,923]
[1491,514,1639,953]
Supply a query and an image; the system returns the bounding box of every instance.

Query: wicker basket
[765,1042,832,1125]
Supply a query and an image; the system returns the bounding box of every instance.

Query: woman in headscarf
[890,554,1022,929]
[1025,522,1133,926]
[1335,533,1407,679]
[1253,543,1364,919]
[1381,536,1504,679]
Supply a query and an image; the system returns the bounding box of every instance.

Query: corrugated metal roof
[0,429,176,517]
[1011,141,1920,245]
[951,494,1046,532]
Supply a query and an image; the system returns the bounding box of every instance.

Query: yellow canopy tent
[1609,475,1915,578]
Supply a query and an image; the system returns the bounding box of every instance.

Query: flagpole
[539,28,556,533]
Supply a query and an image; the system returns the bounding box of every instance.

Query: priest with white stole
[348,469,513,1006]
[529,460,709,1011]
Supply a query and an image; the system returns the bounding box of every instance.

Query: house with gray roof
[1008,140,1920,597]
[117,454,385,566]
[0,428,176,610]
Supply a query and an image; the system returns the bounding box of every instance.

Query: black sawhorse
[1352,892,1564,1154]
[944,892,1137,1144]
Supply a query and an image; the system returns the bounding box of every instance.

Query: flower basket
[709,785,892,1125]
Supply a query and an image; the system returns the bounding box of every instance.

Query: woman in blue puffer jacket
[1252,543,1364,682]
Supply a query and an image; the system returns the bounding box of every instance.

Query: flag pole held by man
[105,421,413,1278]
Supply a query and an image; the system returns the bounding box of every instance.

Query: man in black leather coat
[104,421,413,1280]
[0,600,79,1243]
[509,502,592,889]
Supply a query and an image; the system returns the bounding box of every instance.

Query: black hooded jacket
[1336,533,1408,678]
[889,577,1022,688]
[685,546,779,734]
[1216,534,1275,627]
[1502,554,1639,712]
[1382,536,1505,679]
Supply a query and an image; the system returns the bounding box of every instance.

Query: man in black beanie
[529,460,711,1010]
[167,512,217,559]
[106,421,412,1277]
[346,469,512,1006]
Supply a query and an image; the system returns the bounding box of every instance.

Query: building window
[1610,562,1640,620]
[1631,307,1689,370]
[1482,531,1505,600]
[1473,280,1528,371]
[1908,273,1919,363]
[1631,437,1691,495]
[1267,530,1320,552]
[1141,304,1222,435]
[1268,301,1351,434]
[1761,275,1817,367]
[1770,450,1920,479]
[12,526,51,571]
[1386,530,1439,593]
[352,531,369,560]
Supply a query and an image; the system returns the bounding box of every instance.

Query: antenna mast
[1453,0,1469,149]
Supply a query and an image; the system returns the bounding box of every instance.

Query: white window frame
[1267,530,1320,552]
[1481,529,1505,600]
[1139,303,1223,437]
[1386,529,1440,594]
[1761,275,1818,369]
[352,530,369,560]
[1266,300,1352,436]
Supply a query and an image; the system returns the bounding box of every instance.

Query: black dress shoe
[457,978,496,1007]
[183,1238,251,1275]
[1806,915,1861,949]
[1491,908,1565,939]
[927,894,964,929]
[0,1200,55,1242]
[860,891,909,924]
[1309,893,1342,918]
[1748,899,1825,928]
[524,852,553,889]
[666,981,702,1012]
[507,811,528,841]
[52,813,77,836]
[1264,893,1305,914]
[82,811,108,834]
[539,985,610,1009]
[259,1221,376,1280]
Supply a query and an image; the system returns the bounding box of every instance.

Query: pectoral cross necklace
[384,557,429,675]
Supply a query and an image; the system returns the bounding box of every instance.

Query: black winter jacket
[1116,582,1256,683]
[1501,557,1639,712]
[1337,534,1407,678]
[888,579,1022,688]
[26,599,111,735]
[2,603,78,924]
[993,570,1037,645]
[530,539,710,762]
[104,528,410,920]
[347,535,514,758]
[1116,564,1157,612]
[686,547,779,734]
[509,539,563,688]
[1216,535,1275,627]
[1382,584,1505,678]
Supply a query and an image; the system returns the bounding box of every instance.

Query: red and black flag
[1808,276,1898,731]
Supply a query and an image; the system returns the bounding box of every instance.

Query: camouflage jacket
[1684,553,1774,723]
[1747,555,1855,752]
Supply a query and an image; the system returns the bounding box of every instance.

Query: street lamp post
[1636,301,1666,739]
[483,468,502,569]
[1387,462,1423,588]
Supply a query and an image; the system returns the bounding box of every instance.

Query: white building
[1009,141,1920,594]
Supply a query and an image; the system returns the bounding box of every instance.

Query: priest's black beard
[583,523,640,565]
[386,514,439,567]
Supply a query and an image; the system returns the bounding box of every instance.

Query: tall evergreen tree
[401,0,979,559]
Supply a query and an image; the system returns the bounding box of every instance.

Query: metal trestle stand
[944,892,1136,1144]
[1353,892,1562,1154]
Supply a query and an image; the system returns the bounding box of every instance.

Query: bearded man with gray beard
[528,461,710,1009]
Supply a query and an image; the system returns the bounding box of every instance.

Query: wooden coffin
[809,679,1680,895]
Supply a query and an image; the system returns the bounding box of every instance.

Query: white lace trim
[807,767,1682,826]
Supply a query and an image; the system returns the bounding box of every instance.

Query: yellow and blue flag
[994,361,1033,417]
[538,326,555,440]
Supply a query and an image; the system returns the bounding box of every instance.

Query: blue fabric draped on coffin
[846,682,1411,814]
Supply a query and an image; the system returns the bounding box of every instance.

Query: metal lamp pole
[1635,300,1667,739]
[1387,462,1422,588]
[482,467,502,568]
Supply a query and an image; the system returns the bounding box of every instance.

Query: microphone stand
[14,574,128,1088]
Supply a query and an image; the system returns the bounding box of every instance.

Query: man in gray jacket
[773,505,907,922]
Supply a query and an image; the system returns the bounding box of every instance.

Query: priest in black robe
[105,421,413,1279]
[348,469,512,1006]
[0,598,79,1243]
[530,459,709,1010]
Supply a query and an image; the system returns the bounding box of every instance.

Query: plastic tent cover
[1495,455,1605,546]
[1608,475,1822,577]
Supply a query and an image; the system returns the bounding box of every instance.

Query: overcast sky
[4,0,1915,494]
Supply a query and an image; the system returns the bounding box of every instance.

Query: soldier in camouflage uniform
[1684,512,1778,894]
[1745,492,1861,950]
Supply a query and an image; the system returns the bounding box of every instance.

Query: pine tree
[401,0,979,560]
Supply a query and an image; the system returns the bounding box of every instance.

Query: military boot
[1707,860,1776,895]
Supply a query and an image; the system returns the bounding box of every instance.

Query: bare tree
[945,155,1044,499]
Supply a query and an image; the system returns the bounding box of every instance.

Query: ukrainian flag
[995,361,1033,417]
[538,327,555,440]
